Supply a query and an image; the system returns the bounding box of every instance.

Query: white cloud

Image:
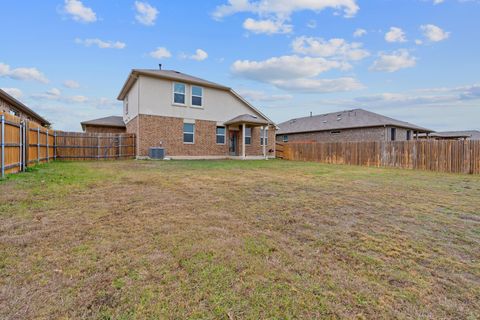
[134,1,158,26]
[213,0,360,19]
[232,55,344,82]
[243,18,292,34]
[63,0,97,23]
[232,55,362,93]
[292,36,370,61]
[0,62,49,83]
[385,27,407,43]
[272,77,364,93]
[75,38,126,49]
[415,39,423,45]
[1,88,23,99]
[353,28,367,37]
[370,50,416,72]
[420,24,450,42]
[31,88,89,104]
[237,89,293,101]
[149,47,172,59]
[190,49,209,61]
[433,0,444,4]
[63,80,80,89]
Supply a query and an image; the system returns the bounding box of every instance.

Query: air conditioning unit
[149,147,165,160]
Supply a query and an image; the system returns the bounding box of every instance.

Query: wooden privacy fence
[279,140,480,174]
[1,112,135,178]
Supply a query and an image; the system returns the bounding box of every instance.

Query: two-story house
[116,69,276,159]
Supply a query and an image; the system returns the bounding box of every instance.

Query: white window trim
[245,127,252,145]
[191,85,204,108]
[183,122,195,144]
[260,127,268,146]
[216,126,226,145]
[173,82,187,107]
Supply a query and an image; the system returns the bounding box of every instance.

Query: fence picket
[0,112,136,178]
[279,140,480,174]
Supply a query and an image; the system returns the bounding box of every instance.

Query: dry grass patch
[0,160,479,319]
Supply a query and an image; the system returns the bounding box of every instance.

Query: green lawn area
[1,160,479,319]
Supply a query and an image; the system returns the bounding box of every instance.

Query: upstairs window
[260,127,268,146]
[391,128,397,141]
[191,86,203,107]
[245,127,252,145]
[216,126,225,144]
[125,95,129,114]
[174,83,186,105]
[183,123,195,143]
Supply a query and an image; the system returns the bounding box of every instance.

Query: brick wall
[0,97,42,125]
[84,125,126,134]
[276,126,417,143]
[127,114,276,157]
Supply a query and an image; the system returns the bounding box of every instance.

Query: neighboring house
[117,69,276,159]
[81,116,126,133]
[419,130,480,140]
[0,88,50,127]
[277,109,432,143]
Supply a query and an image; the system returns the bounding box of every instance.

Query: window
[283,135,288,142]
[183,123,195,143]
[191,86,203,107]
[391,128,397,141]
[174,83,186,105]
[244,127,252,145]
[330,130,341,135]
[125,95,129,114]
[260,127,268,146]
[407,130,412,141]
[216,126,225,144]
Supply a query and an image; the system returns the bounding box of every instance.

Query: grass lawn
[1,160,479,319]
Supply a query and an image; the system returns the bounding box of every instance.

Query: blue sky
[1,0,479,131]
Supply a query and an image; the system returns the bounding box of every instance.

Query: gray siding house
[277,109,432,143]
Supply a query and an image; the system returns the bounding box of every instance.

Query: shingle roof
[277,109,432,135]
[81,116,125,130]
[224,114,270,126]
[0,88,50,126]
[429,130,480,139]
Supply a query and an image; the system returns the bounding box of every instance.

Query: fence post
[97,136,100,159]
[1,114,5,179]
[46,130,49,162]
[37,127,40,164]
[54,131,57,160]
[119,135,122,159]
[19,121,23,172]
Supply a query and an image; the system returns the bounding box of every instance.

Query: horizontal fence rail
[279,140,480,174]
[0,112,136,178]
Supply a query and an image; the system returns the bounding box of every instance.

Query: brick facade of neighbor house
[128,114,276,158]
[0,90,49,126]
[83,125,126,134]
[277,109,431,144]
[276,126,417,143]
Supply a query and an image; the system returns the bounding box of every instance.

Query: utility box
[149,147,165,160]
